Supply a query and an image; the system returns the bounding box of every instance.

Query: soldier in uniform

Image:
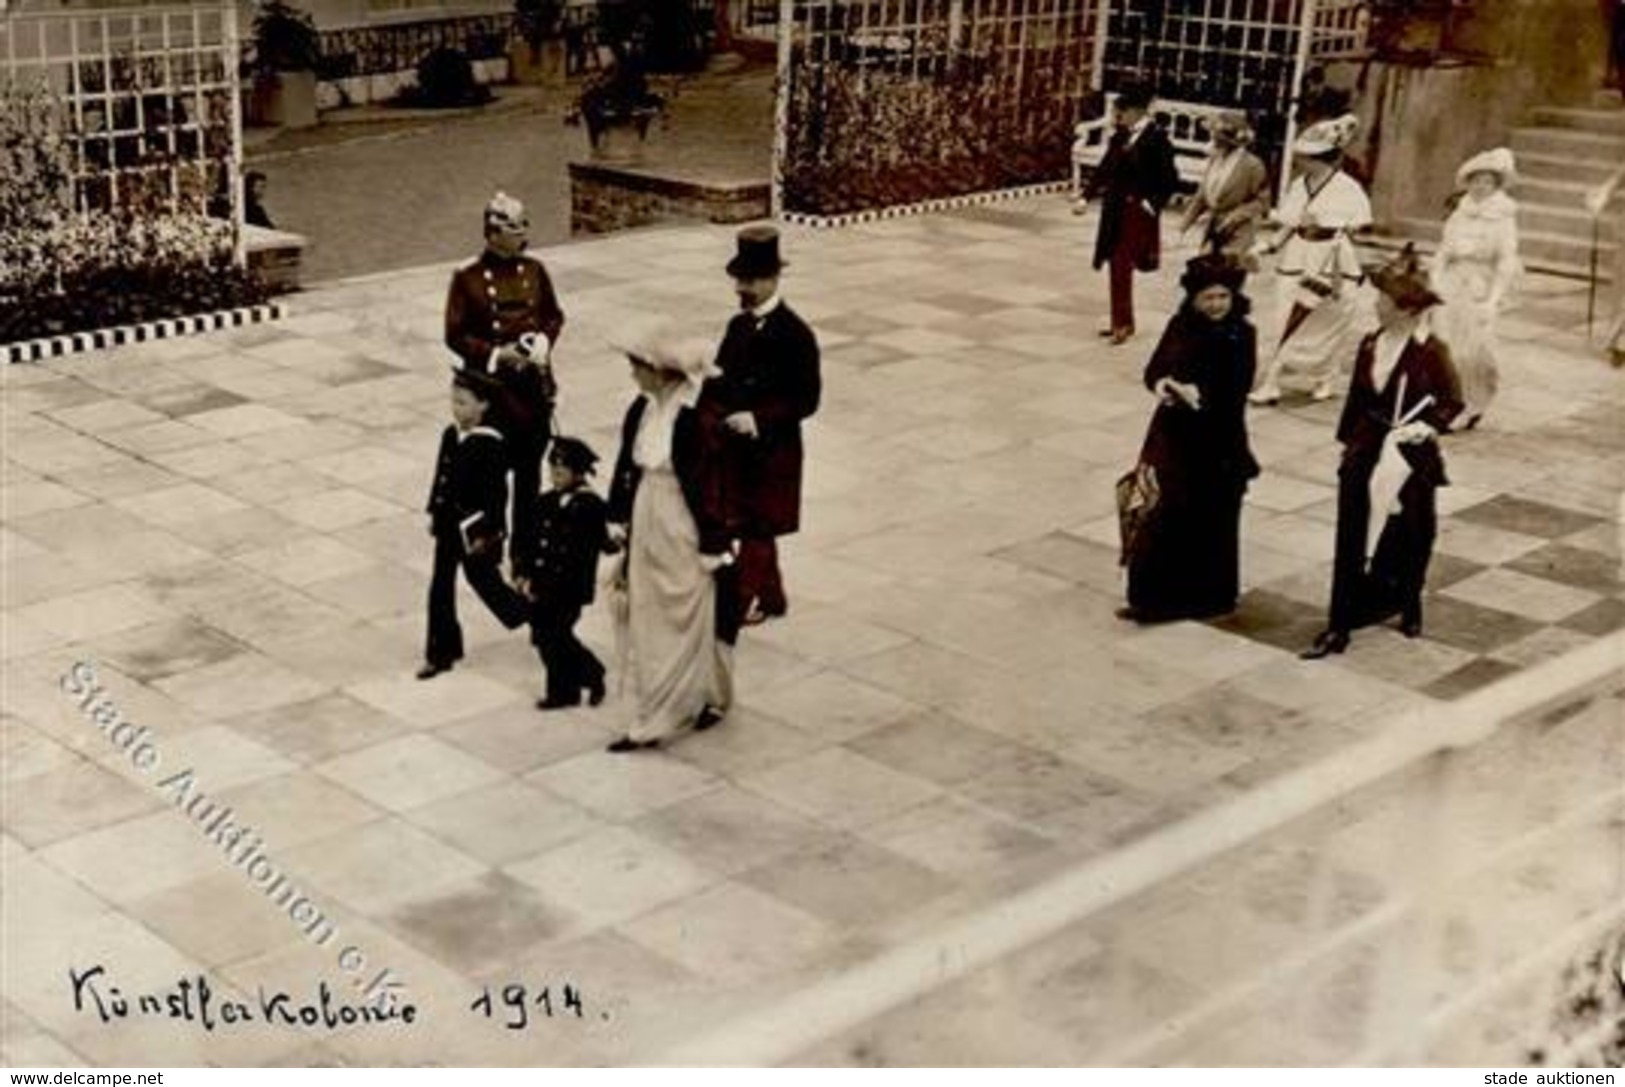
[445,191,567,572]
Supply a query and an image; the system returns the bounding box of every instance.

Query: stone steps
[1518,176,1604,208]
[1529,107,1625,135]
[1395,217,1614,281]
[1515,150,1623,187]
[1508,125,1625,163]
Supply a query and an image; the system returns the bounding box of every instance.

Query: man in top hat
[445,191,567,572]
[702,224,822,627]
[1084,81,1180,346]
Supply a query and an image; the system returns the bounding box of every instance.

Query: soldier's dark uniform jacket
[444,251,566,439]
[526,488,609,609]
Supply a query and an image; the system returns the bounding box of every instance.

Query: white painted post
[769,0,791,218]
[1278,0,1318,203]
[1088,0,1109,92]
[224,0,245,267]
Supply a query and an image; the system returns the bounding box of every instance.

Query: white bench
[1071,96,1233,199]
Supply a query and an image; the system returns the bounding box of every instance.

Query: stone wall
[1330,0,1611,228]
[569,162,770,235]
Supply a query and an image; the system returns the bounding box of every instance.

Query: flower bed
[1,213,271,344]
[782,61,1078,217]
[2,81,269,346]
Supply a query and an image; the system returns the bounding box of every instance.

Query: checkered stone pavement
[2,196,1620,1066]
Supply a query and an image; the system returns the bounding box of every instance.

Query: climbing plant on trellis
[776,0,1103,216]
[0,3,266,344]
[1,4,242,219]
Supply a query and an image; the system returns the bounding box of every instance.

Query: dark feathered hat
[1367,244,1443,312]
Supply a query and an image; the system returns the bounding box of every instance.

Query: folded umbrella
[1366,372,1435,569]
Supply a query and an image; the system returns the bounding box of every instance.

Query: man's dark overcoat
[1088,122,1180,273]
[704,304,821,538]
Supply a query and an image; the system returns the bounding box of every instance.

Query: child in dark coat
[522,436,611,710]
[419,369,530,680]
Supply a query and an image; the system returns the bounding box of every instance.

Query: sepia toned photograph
[1,0,1622,1069]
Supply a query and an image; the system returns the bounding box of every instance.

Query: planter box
[569,161,769,234]
[243,224,309,295]
[265,69,319,128]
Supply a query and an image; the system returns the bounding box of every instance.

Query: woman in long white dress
[1430,147,1522,428]
[604,330,734,753]
[1249,114,1372,405]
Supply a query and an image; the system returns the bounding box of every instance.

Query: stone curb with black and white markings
[3,302,288,365]
[780,181,1072,229]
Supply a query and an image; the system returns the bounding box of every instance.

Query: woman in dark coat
[1118,254,1261,623]
[1302,246,1464,659]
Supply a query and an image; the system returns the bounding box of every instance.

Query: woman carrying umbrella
[1117,254,1261,624]
[1302,245,1464,660]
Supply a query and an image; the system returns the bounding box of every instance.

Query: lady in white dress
[1430,147,1522,428]
[604,330,735,753]
[1249,114,1372,405]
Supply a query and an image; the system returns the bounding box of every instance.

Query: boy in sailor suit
[522,436,611,710]
[419,369,531,680]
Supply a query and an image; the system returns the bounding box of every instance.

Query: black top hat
[1113,81,1153,111]
[547,435,600,475]
[726,224,787,279]
[452,365,502,400]
[1367,244,1443,312]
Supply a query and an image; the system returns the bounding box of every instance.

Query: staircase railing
[1585,161,1625,340]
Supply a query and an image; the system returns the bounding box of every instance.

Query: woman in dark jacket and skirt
[1302,246,1464,659]
[1119,254,1261,623]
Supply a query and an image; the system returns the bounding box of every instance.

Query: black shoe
[693,705,725,732]
[607,736,660,753]
[1300,630,1350,660]
[537,693,582,711]
[1399,613,1422,639]
[416,661,453,680]
[584,676,606,706]
[1114,605,1140,622]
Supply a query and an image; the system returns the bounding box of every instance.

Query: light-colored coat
[1182,147,1271,260]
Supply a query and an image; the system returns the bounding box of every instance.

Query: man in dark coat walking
[445,192,566,572]
[703,225,822,627]
[1086,83,1180,345]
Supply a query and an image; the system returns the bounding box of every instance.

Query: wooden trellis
[774,0,1102,216]
[1,2,243,233]
[771,0,1371,217]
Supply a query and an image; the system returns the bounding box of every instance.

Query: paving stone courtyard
[2,198,1622,1066]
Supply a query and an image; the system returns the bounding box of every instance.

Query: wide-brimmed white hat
[612,322,719,384]
[1455,147,1517,188]
[1293,113,1359,156]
